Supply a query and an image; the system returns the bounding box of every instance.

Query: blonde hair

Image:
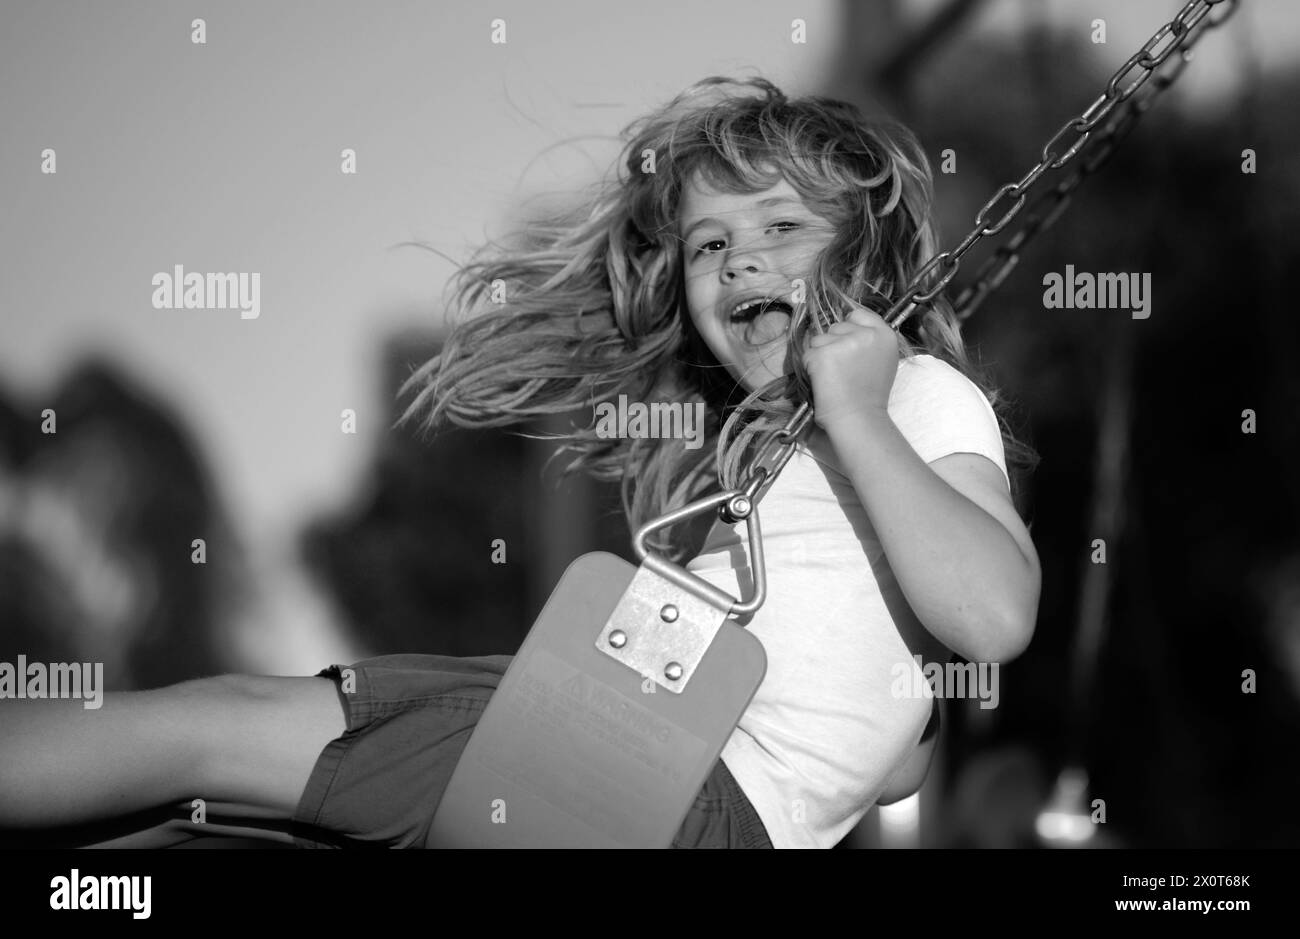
[397,76,1038,561]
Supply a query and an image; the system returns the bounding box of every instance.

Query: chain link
[943,0,1238,323]
[721,401,813,519]
[727,0,1237,509]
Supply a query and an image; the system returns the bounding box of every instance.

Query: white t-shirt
[685,353,1011,848]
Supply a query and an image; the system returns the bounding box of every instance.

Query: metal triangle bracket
[595,490,766,694]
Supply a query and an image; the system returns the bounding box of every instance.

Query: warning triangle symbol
[558,673,588,701]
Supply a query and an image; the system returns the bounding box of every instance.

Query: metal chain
[726,0,1238,512]
[948,0,1239,322]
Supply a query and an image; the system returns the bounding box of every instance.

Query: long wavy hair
[397,76,1038,562]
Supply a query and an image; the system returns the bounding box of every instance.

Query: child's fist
[802,306,900,430]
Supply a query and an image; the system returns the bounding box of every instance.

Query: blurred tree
[296,331,631,658]
[0,359,247,690]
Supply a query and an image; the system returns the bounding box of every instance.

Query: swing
[428,0,1237,849]
[429,450,791,848]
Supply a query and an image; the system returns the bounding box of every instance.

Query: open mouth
[728,297,795,349]
[729,297,794,324]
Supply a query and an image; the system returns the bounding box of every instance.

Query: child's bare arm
[804,309,1040,663]
[0,674,345,831]
[827,412,1040,663]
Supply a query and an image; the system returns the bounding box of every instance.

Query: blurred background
[2,0,1297,848]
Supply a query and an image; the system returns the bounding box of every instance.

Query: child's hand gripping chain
[803,305,902,432]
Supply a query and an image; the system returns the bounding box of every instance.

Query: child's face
[678,172,837,393]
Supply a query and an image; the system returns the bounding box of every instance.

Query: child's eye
[694,222,800,257]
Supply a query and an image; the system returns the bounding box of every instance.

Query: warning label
[479,647,710,843]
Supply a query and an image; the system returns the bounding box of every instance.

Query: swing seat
[428,550,767,848]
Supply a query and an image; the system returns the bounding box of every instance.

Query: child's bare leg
[83,803,302,848]
[3,800,322,848]
[0,673,346,834]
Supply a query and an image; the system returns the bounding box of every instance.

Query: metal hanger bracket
[596,561,730,694]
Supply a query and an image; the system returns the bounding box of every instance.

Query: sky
[1,0,1294,670]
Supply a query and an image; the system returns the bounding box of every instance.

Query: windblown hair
[397,76,1038,562]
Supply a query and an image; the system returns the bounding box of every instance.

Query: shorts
[290,653,773,849]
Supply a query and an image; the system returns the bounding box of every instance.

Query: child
[0,76,1040,849]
